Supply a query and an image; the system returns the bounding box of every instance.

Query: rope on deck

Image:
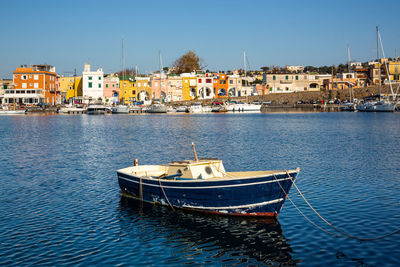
[275,171,400,241]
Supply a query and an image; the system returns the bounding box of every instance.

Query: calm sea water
[0,112,399,266]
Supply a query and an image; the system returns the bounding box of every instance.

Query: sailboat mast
[73,68,76,104]
[159,50,163,101]
[376,26,381,101]
[347,45,352,103]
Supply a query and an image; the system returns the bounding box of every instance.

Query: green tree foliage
[171,50,204,74]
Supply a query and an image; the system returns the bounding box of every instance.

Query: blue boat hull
[117,171,298,217]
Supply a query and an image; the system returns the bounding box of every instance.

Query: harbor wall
[171,85,395,105]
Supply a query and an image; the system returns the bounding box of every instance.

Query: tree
[171,50,204,74]
[260,66,270,72]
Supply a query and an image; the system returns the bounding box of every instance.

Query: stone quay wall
[170,85,395,106]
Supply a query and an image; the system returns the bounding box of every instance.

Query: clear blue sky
[1,0,399,78]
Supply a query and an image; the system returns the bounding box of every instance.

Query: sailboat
[357,27,397,112]
[227,52,261,112]
[112,39,130,114]
[147,51,168,113]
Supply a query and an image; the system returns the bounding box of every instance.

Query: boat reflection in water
[118,196,299,266]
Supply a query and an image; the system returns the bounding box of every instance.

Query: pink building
[150,73,167,100]
[103,75,120,104]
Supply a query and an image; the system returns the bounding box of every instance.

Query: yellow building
[120,79,136,104]
[182,76,197,101]
[386,61,400,81]
[59,76,82,102]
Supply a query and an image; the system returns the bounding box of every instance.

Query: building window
[285,76,288,80]
[22,75,28,80]
[206,79,212,83]
[273,76,276,80]
[89,77,92,80]
[22,83,27,88]
[230,80,233,84]
[99,76,101,80]
[89,82,92,88]
[106,84,109,88]
[296,76,298,80]
[98,84,101,88]
[198,79,202,83]
[34,83,38,88]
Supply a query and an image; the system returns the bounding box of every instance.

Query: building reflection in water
[118,196,300,265]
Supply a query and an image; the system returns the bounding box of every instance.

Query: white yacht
[112,105,129,114]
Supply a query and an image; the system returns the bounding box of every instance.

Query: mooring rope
[273,174,341,237]
[279,171,400,241]
[158,175,175,211]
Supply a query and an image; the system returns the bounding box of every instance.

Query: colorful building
[167,76,183,102]
[135,77,151,103]
[103,74,120,104]
[182,74,197,101]
[5,65,58,105]
[119,76,136,104]
[213,73,228,98]
[59,76,83,103]
[227,75,242,97]
[150,73,167,101]
[197,74,214,99]
[323,73,358,90]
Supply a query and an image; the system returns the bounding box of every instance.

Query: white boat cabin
[122,159,226,180]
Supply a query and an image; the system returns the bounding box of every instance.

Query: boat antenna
[192,142,198,161]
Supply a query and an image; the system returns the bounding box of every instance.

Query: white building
[82,63,104,104]
[197,74,214,99]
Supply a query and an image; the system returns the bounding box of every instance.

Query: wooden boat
[117,144,300,218]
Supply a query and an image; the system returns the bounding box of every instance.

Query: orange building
[213,73,228,98]
[6,65,58,105]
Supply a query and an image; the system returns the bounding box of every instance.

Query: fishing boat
[117,144,300,217]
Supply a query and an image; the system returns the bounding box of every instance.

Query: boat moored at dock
[86,104,110,115]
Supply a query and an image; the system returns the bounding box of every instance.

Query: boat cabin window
[205,166,212,174]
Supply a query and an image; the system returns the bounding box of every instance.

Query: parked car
[328,99,335,104]
[262,100,271,105]
[297,100,304,104]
